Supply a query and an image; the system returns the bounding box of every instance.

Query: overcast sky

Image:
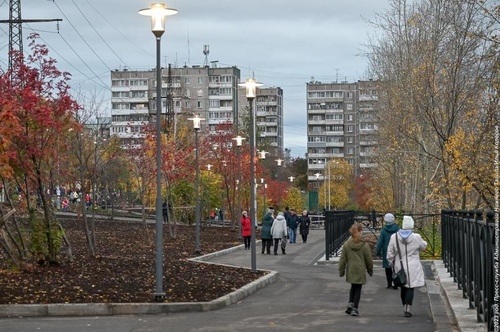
[0,0,389,157]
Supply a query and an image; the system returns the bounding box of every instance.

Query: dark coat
[261,212,274,240]
[287,214,299,230]
[299,215,311,235]
[376,223,399,268]
[339,239,374,284]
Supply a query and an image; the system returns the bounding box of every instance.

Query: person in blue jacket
[376,213,400,289]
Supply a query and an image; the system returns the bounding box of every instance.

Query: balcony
[359,140,377,146]
[360,163,378,168]
[256,101,278,106]
[325,119,343,125]
[359,95,378,101]
[326,142,344,147]
[307,108,326,114]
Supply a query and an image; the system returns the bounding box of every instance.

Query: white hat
[402,216,414,230]
[384,213,395,225]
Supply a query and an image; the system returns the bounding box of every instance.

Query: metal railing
[324,210,355,260]
[441,210,497,332]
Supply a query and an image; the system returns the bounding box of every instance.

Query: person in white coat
[270,212,288,255]
[387,215,427,317]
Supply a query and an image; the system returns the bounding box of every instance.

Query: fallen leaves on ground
[0,219,267,304]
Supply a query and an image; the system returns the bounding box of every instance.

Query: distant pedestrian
[387,215,427,317]
[260,207,274,254]
[240,211,252,250]
[287,209,299,243]
[270,212,288,255]
[339,223,373,317]
[162,200,169,224]
[376,213,399,289]
[299,210,311,243]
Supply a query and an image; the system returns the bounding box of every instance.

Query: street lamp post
[188,114,205,255]
[139,2,177,301]
[233,136,245,240]
[239,77,262,273]
[275,158,283,210]
[314,172,321,211]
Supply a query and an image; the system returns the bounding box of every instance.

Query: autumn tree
[367,0,498,212]
[0,34,79,265]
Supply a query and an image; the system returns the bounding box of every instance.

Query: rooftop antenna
[187,29,190,66]
[203,45,209,67]
[335,69,339,83]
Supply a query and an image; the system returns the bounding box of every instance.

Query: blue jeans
[288,228,297,243]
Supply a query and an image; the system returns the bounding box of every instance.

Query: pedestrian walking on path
[339,223,374,317]
[387,215,427,317]
[376,213,399,289]
[270,212,288,255]
[261,207,274,254]
[240,211,252,250]
[298,210,311,243]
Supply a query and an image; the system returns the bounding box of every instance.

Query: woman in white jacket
[270,212,288,255]
[387,215,427,317]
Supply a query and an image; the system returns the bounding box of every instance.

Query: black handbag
[392,235,407,287]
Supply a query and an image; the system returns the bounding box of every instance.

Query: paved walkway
[0,222,488,332]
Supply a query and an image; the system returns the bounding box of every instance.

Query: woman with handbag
[387,215,427,317]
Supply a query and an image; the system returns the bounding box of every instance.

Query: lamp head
[276,158,283,166]
[139,3,178,38]
[238,77,263,101]
[315,172,321,180]
[188,114,205,131]
[232,135,245,147]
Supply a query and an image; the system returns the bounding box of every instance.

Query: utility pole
[0,0,62,69]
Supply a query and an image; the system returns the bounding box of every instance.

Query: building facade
[306,80,378,184]
[110,65,284,156]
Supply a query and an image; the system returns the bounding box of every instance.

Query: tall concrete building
[238,86,284,156]
[306,80,378,185]
[110,64,240,147]
[110,65,284,156]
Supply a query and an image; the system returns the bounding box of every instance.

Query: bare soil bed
[0,219,266,304]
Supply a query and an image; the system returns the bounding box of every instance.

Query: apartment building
[238,86,284,156]
[306,80,378,184]
[110,64,240,147]
[110,65,284,157]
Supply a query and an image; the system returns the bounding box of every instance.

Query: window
[197,101,202,109]
[131,91,146,98]
[347,114,353,121]
[346,92,353,99]
[360,123,375,130]
[346,148,354,154]
[184,77,190,84]
[346,104,353,110]
[197,89,203,97]
[326,114,343,120]
[311,115,323,121]
[346,137,354,143]
[347,125,354,132]
[198,77,203,84]
[209,100,220,108]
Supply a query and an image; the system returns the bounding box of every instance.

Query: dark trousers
[273,238,285,254]
[243,236,251,249]
[349,284,363,308]
[400,286,414,305]
[301,232,308,243]
[261,239,272,254]
[385,268,393,287]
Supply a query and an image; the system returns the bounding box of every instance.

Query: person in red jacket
[241,211,252,250]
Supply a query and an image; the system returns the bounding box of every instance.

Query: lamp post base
[153,293,166,302]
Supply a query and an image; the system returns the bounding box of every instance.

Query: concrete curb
[0,243,279,318]
[433,261,487,332]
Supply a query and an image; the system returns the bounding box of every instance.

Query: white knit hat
[402,216,414,230]
[384,213,395,225]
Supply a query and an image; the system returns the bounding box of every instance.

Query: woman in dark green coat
[260,208,274,254]
[339,223,373,317]
[376,213,400,288]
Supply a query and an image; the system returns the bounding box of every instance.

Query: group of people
[339,213,427,318]
[239,207,312,255]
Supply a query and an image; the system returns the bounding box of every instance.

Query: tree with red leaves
[0,34,79,265]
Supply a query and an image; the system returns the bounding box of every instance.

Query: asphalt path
[0,228,442,332]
